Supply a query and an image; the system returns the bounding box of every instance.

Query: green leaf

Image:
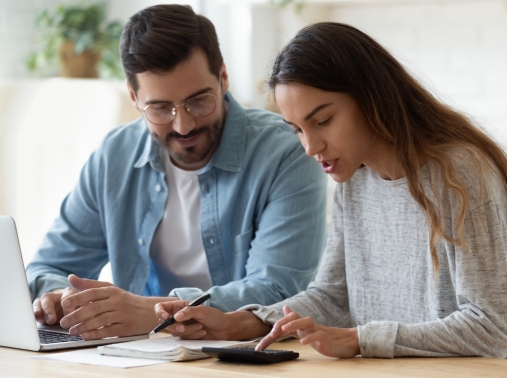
[270,0,306,12]
[25,1,124,79]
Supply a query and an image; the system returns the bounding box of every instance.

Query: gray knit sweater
[241,159,507,358]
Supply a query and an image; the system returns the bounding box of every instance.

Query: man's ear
[126,82,140,111]
[220,63,229,94]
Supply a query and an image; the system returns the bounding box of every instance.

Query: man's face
[129,49,229,171]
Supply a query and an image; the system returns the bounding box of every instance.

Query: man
[26,4,326,340]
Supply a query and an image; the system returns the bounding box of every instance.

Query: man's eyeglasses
[135,81,222,125]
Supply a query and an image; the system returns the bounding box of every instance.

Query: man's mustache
[163,127,207,144]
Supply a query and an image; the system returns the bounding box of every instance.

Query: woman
[154,22,507,358]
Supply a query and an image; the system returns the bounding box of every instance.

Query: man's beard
[152,117,224,166]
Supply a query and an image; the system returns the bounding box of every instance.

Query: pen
[149,292,211,335]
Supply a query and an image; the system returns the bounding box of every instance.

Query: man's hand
[33,287,79,325]
[154,300,271,341]
[256,305,360,358]
[58,274,175,340]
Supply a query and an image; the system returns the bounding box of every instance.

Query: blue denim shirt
[26,93,327,312]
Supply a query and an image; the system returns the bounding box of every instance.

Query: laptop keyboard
[39,330,83,344]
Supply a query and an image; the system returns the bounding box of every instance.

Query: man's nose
[171,105,196,135]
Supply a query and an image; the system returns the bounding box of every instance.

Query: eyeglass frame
[134,79,223,125]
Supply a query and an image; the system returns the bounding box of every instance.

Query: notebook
[0,215,147,351]
[98,336,258,361]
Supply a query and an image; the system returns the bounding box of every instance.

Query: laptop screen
[0,216,148,351]
[0,216,41,351]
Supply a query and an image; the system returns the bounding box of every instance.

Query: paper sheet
[30,348,168,368]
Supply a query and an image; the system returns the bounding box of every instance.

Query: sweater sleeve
[359,185,507,358]
[239,184,352,328]
[242,162,507,359]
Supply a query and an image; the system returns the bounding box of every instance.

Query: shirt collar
[133,122,164,172]
[204,92,246,173]
[133,92,246,173]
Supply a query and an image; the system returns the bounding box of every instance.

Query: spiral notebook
[97,336,257,362]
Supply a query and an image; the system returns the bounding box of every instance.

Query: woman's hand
[154,301,271,341]
[256,305,360,358]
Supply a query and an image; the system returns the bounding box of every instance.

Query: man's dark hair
[120,4,223,92]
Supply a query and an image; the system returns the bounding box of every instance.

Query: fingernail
[81,332,89,339]
[176,325,184,332]
[195,323,203,331]
[161,313,168,320]
[69,327,78,335]
[62,299,71,309]
[46,314,53,323]
[60,318,68,328]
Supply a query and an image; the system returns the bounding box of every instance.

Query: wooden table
[1,339,507,377]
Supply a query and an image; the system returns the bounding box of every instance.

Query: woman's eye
[317,117,331,126]
[293,128,302,134]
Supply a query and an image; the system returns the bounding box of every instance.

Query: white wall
[327,0,507,146]
[107,0,201,26]
[204,0,507,147]
[0,79,139,273]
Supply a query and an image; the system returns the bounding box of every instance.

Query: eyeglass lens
[145,93,216,125]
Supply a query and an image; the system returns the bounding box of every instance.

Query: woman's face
[275,82,376,183]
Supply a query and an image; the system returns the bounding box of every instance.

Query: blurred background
[1,0,507,279]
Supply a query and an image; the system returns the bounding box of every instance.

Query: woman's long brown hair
[269,22,507,274]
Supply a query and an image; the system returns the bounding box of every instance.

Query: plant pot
[59,40,101,78]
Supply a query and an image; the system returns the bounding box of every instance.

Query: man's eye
[188,95,207,104]
[151,103,171,111]
[293,128,302,134]
[187,94,213,107]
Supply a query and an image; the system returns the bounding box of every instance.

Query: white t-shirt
[150,150,212,291]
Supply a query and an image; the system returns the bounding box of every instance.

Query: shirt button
[155,184,161,192]
[138,238,144,246]
[210,238,214,245]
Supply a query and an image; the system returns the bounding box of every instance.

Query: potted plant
[26,2,124,79]
[271,0,306,12]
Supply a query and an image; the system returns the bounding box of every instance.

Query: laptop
[0,215,148,351]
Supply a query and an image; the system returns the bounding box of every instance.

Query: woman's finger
[300,330,325,345]
[166,322,204,337]
[178,330,208,340]
[283,305,294,316]
[281,316,316,333]
[256,311,301,351]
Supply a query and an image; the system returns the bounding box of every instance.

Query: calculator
[201,347,299,364]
